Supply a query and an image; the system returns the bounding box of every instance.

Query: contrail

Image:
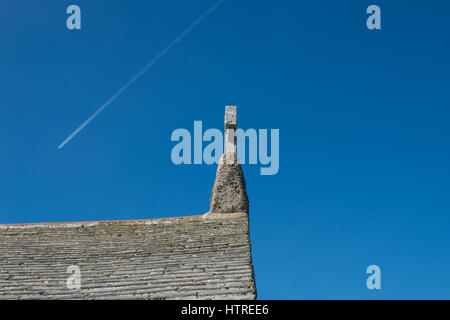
[58,0,225,149]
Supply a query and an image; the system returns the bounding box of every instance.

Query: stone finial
[209,106,249,214]
[225,106,237,129]
[225,106,237,155]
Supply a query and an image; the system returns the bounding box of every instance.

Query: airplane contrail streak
[58,0,225,149]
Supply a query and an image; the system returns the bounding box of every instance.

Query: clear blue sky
[1,1,450,299]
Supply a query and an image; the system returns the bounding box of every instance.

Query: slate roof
[0,213,256,300]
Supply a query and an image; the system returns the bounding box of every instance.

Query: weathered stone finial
[209,106,249,214]
[225,106,237,129]
[224,106,237,156]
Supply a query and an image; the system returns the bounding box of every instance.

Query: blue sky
[1,0,450,299]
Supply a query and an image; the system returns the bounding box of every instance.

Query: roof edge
[0,212,248,229]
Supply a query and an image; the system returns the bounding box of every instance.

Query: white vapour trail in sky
[58,0,225,149]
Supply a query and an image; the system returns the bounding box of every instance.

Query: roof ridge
[0,212,248,228]
[0,214,204,227]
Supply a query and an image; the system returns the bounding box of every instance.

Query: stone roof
[0,106,256,300]
[0,213,256,299]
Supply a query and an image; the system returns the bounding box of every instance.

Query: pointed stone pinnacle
[209,107,249,214]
